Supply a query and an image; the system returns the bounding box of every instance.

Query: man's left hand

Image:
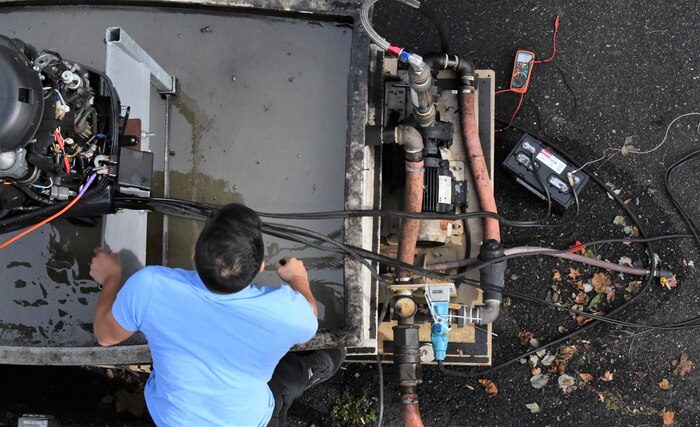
[90,247,123,288]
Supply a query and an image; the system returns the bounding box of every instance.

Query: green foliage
[327,390,378,426]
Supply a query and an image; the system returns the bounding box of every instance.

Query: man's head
[194,203,264,294]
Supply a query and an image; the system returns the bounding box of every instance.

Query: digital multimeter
[510,50,535,94]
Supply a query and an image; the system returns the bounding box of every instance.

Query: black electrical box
[502,134,588,213]
[117,147,154,191]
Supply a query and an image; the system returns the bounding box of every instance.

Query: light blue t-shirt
[112,266,318,427]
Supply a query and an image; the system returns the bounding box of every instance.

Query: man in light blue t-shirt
[89,203,346,426]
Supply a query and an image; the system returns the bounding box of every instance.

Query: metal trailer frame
[0,0,376,365]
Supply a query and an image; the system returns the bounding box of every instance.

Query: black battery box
[502,134,588,213]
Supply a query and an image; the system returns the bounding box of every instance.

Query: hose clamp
[394,276,412,283]
[405,167,425,173]
[461,88,475,94]
[401,398,419,405]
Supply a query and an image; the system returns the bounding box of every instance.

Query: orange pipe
[397,160,424,279]
[461,89,500,241]
[400,393,425,427]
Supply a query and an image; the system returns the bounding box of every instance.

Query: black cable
[505,289,700,331]
[115,195,577,230]
[664,149,700,248]
[376,354,384,427]
[437,360,471,378]
[417,2,450,53]
[439,124,658,379]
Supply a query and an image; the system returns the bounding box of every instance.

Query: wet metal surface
[0,5,352,347]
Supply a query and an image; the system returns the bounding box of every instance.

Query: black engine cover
[0,36,43,151]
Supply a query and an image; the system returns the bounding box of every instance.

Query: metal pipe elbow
[477,300,501,326]
[395,125,424,162]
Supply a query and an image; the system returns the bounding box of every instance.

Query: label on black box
[536,148,567,174]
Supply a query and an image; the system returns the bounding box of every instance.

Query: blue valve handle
[430,301,450,361]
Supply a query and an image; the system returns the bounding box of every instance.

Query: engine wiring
[0,173,97,250]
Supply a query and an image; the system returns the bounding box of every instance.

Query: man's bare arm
[91,248,134,346]
[275,257,318,318]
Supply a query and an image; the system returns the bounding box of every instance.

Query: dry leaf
[531,367,542,376]
[597,392,605,403]
[553,270,562,281]
[558,374,576,393]
[592,273,612,293]
[568,268,582,281]
[659,378,670,390]
[672,352,695,377]
[517,330,535,346]
[541,354,556,367]
[624,198,633,205]
[601,371,614,382]
[578,373,593,382]
[575,292,589,304]
[661,275,678,290]
[525,402,541,414]
[479,379,498,396]
[662,408,675,425]
[558,346,578,361]
[606,289,616,304]
[626,280,642,293]
[530,374,548,389]
[576,315,594,326]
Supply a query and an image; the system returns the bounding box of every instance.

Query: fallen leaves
[600,371,614,382]
[530,374,548,389]
[576,311,604,326]
[625,281,642,301]
[591,273,612,294]
[525,402,541,414]
[588,293,602,309]
[662,408,675,425]
[660,275,678,290]
[574,292,589,304]
[479,379,498,397]
[558,374,576,393]
[578,373,593,383]
[606,289,616,303]
[517,330,534,347]
[552,270,562,281]
[659,378,671,390]
[541,354,556,367]
[568,267,582,281]
[672,352,695,377]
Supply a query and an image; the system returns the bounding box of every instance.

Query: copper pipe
[397,160,424,279]
[400,393,425,427]
[460,89,500,242]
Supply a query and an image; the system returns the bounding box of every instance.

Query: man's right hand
[274,257,308,287]
[275,257,317,318]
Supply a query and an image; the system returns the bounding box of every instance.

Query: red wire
[495,93,525,132]
[0,192,84,250]
[508,93,525,125]
[535,16,559,64]
[53,129,71,174]
[495,88,514,95]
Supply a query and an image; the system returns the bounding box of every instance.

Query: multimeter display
[510,50,535,94]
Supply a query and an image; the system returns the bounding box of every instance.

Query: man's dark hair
[194,203,264,294]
